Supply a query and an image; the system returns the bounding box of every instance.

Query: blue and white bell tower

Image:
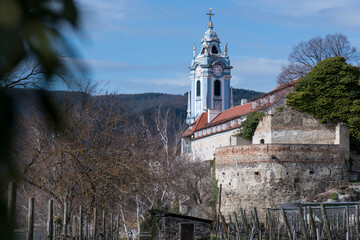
[186,9,232,125]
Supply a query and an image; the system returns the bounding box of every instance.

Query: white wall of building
[191,129,240,161]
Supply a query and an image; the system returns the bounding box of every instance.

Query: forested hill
[115,88,264,117]
[232,88,265,105]
[8,88,263,121]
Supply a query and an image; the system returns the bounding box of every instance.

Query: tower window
[212,46,218,54]
[196,80,201,96]
[214,80,221,96]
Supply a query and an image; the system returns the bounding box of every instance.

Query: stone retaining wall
[215,144,348,219]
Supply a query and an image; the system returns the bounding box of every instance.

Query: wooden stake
[254,207,261,236]
[308,207,316,239]
[93,208,97,240]
[356,205,359,238]
[79,205,83,240]
[297,207,308,240]
[266,208,276,240]
[84,216,88,240]
[233,211,240,234]
[281,208,292,239]
[264,210,269,240]
[103,210,106,238]
[63,202,68,237]
[116,214,119,240]
[27,198,34,240]
[221,214,229,238]
[240,208,248,235]
[320,204,332,240]
[316,228,320,240]
[47,199,53,240]
[72,215,77,238]
[110,213,113,240]
[346,206,350,238]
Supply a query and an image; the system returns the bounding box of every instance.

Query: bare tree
[278,33,360,84]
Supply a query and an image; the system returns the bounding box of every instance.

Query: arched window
[214,80,221,96]
[211,46,218,54]
[196,80,201,96]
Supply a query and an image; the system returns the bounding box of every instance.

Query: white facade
[191,128,251,161]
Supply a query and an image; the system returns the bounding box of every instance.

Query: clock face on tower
[195,66,202,77]
[213,64,223,76]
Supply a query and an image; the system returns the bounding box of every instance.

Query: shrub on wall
[237,112,265,140]
[331,193,339,200]
[286,56,360,152]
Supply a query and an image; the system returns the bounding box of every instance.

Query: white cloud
[76,0,134,33]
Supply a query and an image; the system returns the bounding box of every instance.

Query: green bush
[238,112,265,140]
[274,106,285,113]
[331,193,339,200]
[286,57,360,152]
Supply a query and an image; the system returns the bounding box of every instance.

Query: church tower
[186,9,232,125]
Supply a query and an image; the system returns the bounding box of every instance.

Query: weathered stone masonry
[215,144,348,219]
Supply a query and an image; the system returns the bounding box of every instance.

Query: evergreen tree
[286,56,360,151]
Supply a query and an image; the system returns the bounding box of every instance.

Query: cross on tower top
[206,8,214,22]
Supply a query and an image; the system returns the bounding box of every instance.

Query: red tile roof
[182,80,298,139]
[197,102,253,130]
[181,112,208,137]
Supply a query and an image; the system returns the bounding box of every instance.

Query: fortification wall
[253,109,349,148]
[215,144,348,218]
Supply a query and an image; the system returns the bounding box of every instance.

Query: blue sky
[68,0,360,94]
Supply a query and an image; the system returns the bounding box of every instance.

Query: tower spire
[206,8,214,29]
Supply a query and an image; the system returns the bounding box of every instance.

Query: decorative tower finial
[224,43,228,56]
[193,44,196,58]
[206,8,214,29]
